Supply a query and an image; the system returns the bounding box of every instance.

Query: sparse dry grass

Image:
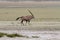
[0,32,29,38]
[32,36,39,38]
[0,7,60,21]
[6,33,25,38]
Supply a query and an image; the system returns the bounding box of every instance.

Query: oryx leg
[21,20,24,25]
[27,20,31,25]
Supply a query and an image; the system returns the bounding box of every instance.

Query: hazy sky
[0,0,60,2]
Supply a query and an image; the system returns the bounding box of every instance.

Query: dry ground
[0,21,59,31]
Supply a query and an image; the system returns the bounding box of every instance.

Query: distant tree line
[0,0,60,2]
